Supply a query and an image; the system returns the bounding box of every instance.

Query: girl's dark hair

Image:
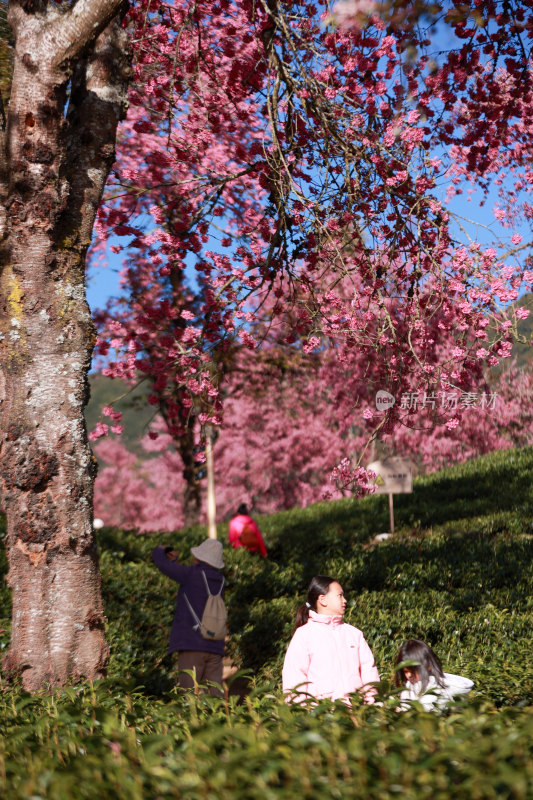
[294,575,337,632]
[394,639,446,691]
[237,503,248,516]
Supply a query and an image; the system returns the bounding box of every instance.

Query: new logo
[375,390,395,411]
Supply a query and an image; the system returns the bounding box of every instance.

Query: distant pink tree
[92,361,533,532]
[388,364,533,472]
[94,435,187,533]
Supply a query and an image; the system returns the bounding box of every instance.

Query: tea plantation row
[1,445,532,798]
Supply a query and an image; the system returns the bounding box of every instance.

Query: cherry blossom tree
[92,0,533,504]
[91,0,270,523]
[220,365,533,504]
[387,362,533,472]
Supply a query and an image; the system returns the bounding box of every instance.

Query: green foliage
[1,685,532,799]
[1,446,533,798]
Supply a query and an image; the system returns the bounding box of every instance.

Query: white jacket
[400,672,474,711]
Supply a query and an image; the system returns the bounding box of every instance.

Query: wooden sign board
[367,458,413,495]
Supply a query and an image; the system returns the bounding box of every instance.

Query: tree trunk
[159,394,203,528]
[179,421,203,528]
[0,0,130,691]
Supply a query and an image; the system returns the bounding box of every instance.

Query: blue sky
[86,181,531,317]
[87,254,122,313]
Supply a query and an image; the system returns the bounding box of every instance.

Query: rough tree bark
[0,0,130,691]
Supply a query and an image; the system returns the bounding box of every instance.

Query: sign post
[367,457,413,535]
[205,425,217,539]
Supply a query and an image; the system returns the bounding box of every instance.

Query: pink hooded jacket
[282,610,379,703]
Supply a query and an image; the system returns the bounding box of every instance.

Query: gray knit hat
[190,538,224,569]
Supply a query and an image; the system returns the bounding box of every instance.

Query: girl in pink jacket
[282,575,379,704]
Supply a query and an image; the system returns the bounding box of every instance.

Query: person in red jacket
[228,504,268,557]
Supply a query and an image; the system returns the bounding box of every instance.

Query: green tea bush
[0,446,532,798]
[1,687,533,799]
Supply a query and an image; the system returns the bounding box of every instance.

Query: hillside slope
[0,447,532,800]
[1,445,532,704]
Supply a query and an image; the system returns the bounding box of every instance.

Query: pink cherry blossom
[85,0,533,523]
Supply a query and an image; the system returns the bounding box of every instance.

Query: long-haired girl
[282,575,379,704]
[395,638,473,710]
